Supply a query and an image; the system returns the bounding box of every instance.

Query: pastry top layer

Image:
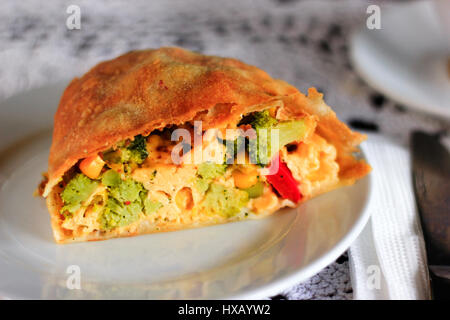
[45,47,367,196]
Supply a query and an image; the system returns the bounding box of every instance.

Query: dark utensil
[411,131,450,300]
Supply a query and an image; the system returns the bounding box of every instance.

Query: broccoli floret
[126,135,148,164]
[119,135,148,165]
[274,120,308,147]
[229,110,280,165]
[247,111,307,165]
[101,135,149,170]
[197,162,227,180]
[248,110,278,165]
[250,110,278,129]
[109,178,144,203]
[98,171,162,230]
[99,197,142,230]
[143,198,163,215]
[101,169,121,187]
[61,174,99,215]
[198,183,249,218]
[196,179,210,194]
[196,162,228,193]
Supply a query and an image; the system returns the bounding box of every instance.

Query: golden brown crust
[44,47,301,196]
[43,47,371,243]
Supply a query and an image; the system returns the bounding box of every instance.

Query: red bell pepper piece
[265,155,302,203]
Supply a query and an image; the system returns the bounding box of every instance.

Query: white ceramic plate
[350,0,450,119]
[0,83,372,299]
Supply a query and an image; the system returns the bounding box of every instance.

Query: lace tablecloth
[0,0,447,299]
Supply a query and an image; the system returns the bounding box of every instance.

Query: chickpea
[232,168,258,189]
[175,187,194,210]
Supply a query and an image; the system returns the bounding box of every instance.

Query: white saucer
[350,0,450,119]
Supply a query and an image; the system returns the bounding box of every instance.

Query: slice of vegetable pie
[40,47,371,243]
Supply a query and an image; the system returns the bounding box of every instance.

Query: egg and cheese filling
[57,110,340,237]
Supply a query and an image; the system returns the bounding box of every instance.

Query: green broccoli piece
[101,169,121,187]
[143,198,163,215]
[61,174,99,215]
[196,162,228,193]
[275,120,308,147]
[125,135,148,164]
[99,197,142,230]
[197,162,227,180]
[198,183,249,218]
[248,111,307,165]
[196,179,210,194]
[98,172,162,230]
[250,110,278,129]
[248,110,278,165]
[108,178,144,203]
[101,135,149,170]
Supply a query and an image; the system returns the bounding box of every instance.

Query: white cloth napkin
[348,134,431,299]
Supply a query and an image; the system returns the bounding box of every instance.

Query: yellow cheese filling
[61,132,340,238]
